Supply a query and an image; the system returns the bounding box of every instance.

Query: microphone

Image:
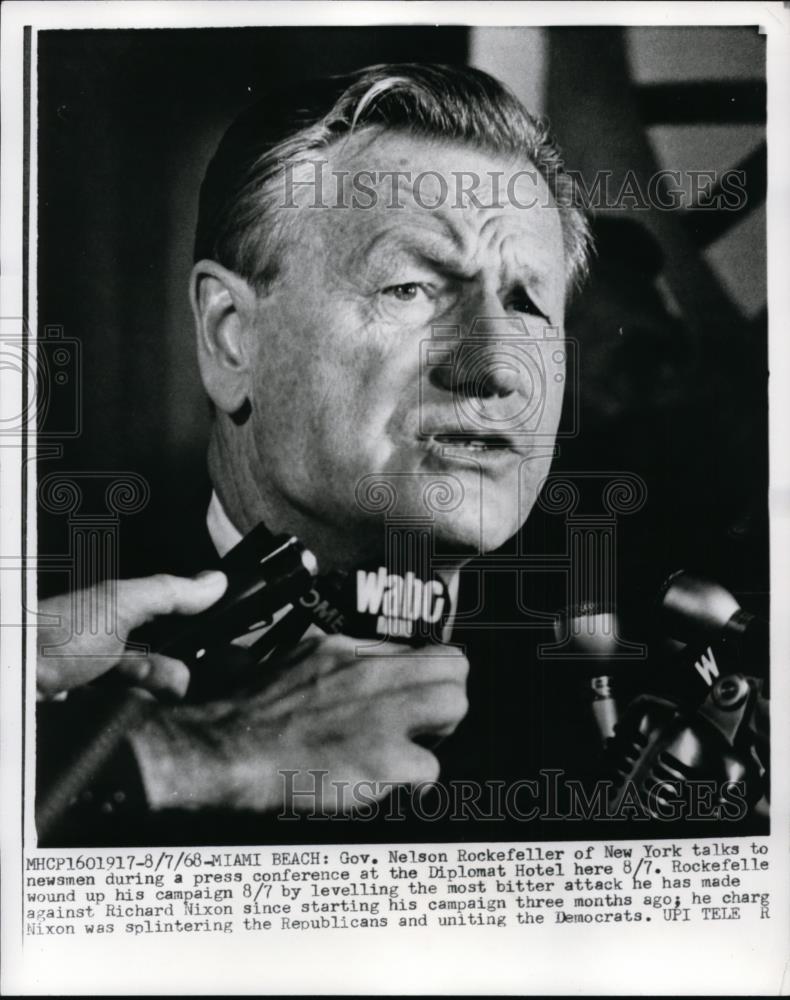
[550,602,625,746]
[38,518,456,840]
[294,559,451,645]
[658,570,768,678]
[601,571,769,819]
[603,673,766,819]
[134,530,318,700]
[37,527,319,840]
[637,571,769,708]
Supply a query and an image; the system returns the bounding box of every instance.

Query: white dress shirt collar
[206,491,243,557]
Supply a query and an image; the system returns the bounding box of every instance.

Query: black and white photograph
[1,1,788,994]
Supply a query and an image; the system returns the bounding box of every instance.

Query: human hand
[36,571,227,700]
[128,633,469,814]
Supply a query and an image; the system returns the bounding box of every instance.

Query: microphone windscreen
[553,604,622,659]
[659,571,742,644]
[292,556,452,646]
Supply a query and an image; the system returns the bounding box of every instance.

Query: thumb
[116,570,227,636]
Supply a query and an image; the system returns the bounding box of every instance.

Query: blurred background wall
[473,26,766,317]
[472,26,767,607]
[37,25,767,608]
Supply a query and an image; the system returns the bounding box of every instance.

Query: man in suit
[35,62,597,842]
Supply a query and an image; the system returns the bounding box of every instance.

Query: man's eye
[508,289,546,319]
[382,282,424,302]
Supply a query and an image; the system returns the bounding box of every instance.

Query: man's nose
[428,303,526,400]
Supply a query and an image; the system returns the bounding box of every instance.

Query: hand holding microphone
[38,522,468,839]
[36,570,229,701]
[126,533,467,815]
[36,528,318,838]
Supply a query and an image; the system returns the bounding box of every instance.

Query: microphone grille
[562,599,615,619]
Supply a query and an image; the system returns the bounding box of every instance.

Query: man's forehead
[293,130,564,270]
[328,128,555,206]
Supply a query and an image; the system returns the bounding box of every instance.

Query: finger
[253,638,468,710]
[116,571,227,634]
[329,650,469,713]
[383,680,469,741]
[284,678,468,759]
[367,740,441,786]
[37,648,126,695]
[37,653,71,697]
[116,653,191,700]
[36,589,128,691]
[275,634,437,668]
[35,574,219,693]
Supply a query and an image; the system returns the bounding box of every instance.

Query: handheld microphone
[38,526,319,839]
[131,529,318,700]
[38,521,454,842]
[294,560,451,645]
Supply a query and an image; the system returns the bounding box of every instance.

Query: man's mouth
[431,433,515,452]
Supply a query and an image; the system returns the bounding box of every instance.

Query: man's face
[240,132,567,562]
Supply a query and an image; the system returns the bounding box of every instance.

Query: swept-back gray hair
[195,63,591,293]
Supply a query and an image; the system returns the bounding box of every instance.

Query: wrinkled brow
[354,209,559,289]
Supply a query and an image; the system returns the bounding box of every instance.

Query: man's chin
[426,510,522,559]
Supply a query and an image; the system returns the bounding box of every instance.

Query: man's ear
[190,260,258,415]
